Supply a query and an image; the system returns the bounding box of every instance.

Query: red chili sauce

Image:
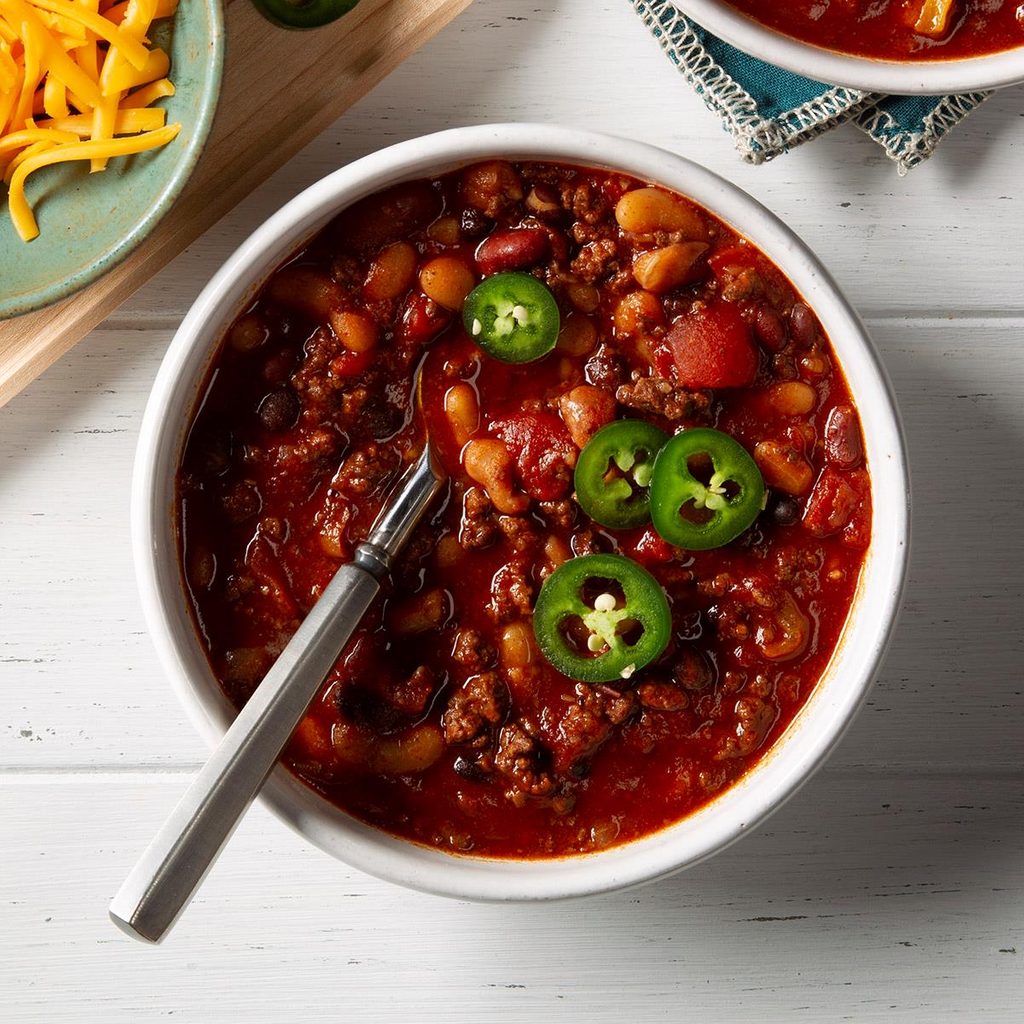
[177,161,871,858]
[719,0,1024,62]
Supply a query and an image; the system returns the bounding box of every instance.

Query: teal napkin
[632,0,991,173]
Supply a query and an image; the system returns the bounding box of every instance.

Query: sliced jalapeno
[649,428,765,550]
[574,421,669,530]
[251,0,359,30]
[533,554,671,683]
[463,272,559,364]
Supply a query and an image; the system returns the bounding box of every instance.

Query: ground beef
[554,684,637,775]
[388,665,436,717]
[221,480,262,523]
[637,680,690,712]
[616,375,712,421]
[562,180,609,226]
[332,443,398,496]
[442,672,510,749]
[460,487,498,549]
[498,515,539,552]
[487,559,534,623]
[539,499,576,528]
[451,628,497,673]
[494,721,555,797]
[571,238,619,283]
[717,695,776,759]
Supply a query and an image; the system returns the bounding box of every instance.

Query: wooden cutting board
[0,0,473,409]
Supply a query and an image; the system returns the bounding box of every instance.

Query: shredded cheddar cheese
[0,0,180,242]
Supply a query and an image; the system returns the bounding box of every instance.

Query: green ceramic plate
[0,0,224,320]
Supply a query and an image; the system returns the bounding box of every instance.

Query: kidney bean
[824,404,863,468]
[330,181,442,253]
[475,227,551,276]
[788,302,819,347]
[752,303,787,351]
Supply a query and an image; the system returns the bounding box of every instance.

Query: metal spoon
[110,439,446,944]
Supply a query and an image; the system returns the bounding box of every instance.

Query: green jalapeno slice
[649,428,765,550]
[251,0,359,30]
[532,554,671,683]
[462,272,560,364]
[574,420,669,530]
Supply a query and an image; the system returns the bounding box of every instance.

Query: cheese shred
[0,0,180,242]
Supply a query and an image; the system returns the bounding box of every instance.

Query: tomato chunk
[491,412,577,501]
[667,302,759,388]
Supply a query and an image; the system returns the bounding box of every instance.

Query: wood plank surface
[2,1,1023,1019]
[1,774,1020,1021]
[0,0,473,409]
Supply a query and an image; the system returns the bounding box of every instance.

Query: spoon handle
[110,447,444,943]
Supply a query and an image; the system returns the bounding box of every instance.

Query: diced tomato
[624,526,676,566]
[397,293,452,347]
[803,467,866,538]
[491,412,577,501]
[666,302,759,388]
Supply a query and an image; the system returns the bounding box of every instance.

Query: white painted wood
[1,0,1023,1016]
[1,776,1021,1022]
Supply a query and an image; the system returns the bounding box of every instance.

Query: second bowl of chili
[676,0,1024,94]
[133,124,909,902]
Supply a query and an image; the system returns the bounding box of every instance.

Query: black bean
[768,493,801,527]
[453,755,488,782]
[257,390,300,433]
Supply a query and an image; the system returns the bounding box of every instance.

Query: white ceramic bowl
[677,0,1024,93]
[134,124,910,901]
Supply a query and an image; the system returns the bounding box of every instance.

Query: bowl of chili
[677,0,1024,94]
[134,124,910,901]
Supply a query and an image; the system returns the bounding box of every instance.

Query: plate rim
[0,0,226,320]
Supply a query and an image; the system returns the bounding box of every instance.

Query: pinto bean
[614,290,665,338]
[463,439,529,514]
[754,441,814,496]
[765,381,817,417]
[257,390,300,433]
[462,160,523,216]
[474,227,550,276]
[757,591,810,661]
[631,242,708,293]
[557,384,617,449]
[419,256,476,310]
[229,313,269,353]
[333,719,445,775]
[267,267,341,319]
[615,187,707,238]
[556,315,598,357]
[566,282,600,313]
[388,588,448,634]
[330,311,378,353]
[444,382,480,445]
[363,241,417,301]
[426,216,461,245]
[500,621,538,669]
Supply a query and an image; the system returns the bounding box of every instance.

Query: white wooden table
[2,1,1022,1019]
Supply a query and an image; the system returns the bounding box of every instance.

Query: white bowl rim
[674,0,1024,94]
[133,123,910,902]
